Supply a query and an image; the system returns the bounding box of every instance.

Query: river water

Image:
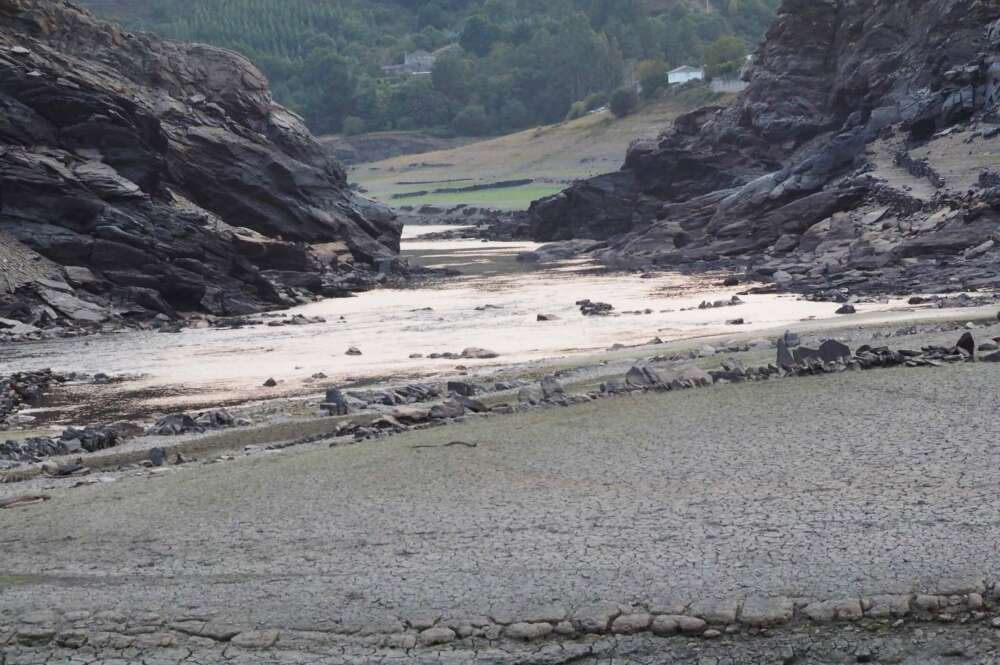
[1,226,914,424]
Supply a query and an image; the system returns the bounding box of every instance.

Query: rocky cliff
[0,0,400,335]
[531,0,1000,297]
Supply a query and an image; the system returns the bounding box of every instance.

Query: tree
[432,53,471,101]
[704,34,747,77]
[609,86,638,117]
[565,101,587,121]
[341,116,367,135]
[93,0,780,136]
[453,104,491,135]
[636,58,667,99]
[498,99,529,130]
[460,15,502,57]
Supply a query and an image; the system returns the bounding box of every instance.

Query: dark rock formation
[0,0,400,331]
[530,0,1000,296]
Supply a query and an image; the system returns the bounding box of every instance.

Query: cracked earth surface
[3,358,1000,662]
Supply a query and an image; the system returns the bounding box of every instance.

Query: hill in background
[350,89,726,210]
[80,0,778,136]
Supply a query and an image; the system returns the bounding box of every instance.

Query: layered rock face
[531,0,1000,295]
[0,0,400,331]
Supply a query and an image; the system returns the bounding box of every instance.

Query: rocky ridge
[530,0,1000,298]
[0,0,401,335]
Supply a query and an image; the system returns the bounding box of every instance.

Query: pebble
[418,626,456,646]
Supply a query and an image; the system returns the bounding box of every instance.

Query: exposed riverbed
[0,226,926,427]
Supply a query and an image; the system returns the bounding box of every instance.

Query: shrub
[583,91,608,111]
[636,59,667,99]
[452,103,491,136]
[609,87,639,118]
[565,101,587,121]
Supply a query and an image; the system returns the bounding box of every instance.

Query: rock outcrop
[531,0,1000,296]
[0,0,400,332]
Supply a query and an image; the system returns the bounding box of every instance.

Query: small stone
[573,603,620,634]
[803,598,863,622]
[262,378,277,387]
[346,347,363,356]
[651,615,681,636]
[504,622,553,641]
[553,621,575,636]
[865,595,911,618]
[968,593,984,609]
[740,597,794,627]
[418,626,456,646]
[678,616,708,634]
[690,598,740,624]
[200,623,243,641]
[382,633,417,649]
[836,304,857,315]
[231,629,280,649]
[703,628,722,639]
[149,447,166,467]
[914,594,943,611]
[610,613,652,634]
[956,332,975,356]
[55,630,88,648]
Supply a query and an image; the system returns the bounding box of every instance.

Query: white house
[667,65,705,85]
[381,50,437,77]
[404,50,436,72]
[381,46,458,78]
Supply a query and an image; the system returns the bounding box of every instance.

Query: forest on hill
[82,0,779,136]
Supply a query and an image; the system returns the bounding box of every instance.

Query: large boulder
[528,0,1000,295]
[0,0,400,326]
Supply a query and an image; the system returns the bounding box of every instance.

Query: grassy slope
[353,92,729,210]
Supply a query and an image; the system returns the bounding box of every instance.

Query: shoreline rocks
[0,0,402,336]
[528,2,1000,300]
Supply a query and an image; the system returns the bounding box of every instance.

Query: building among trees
[667,65,705,84]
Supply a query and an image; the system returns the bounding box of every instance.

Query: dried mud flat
[3,314,1000,664]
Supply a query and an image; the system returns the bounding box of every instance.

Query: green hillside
[80,0,778,136]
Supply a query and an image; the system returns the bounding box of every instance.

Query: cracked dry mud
[4,360,1000,663]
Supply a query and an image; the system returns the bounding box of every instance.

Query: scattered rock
[460,347,499,359]
[321,388,350,416]
[504,622,553,641]
[610,613,652,635]
[429,400,465,420]
[346,347,363,356]
[577,299,614,316]
[149,447,166,467]
[956,332,976,357]
[418,626,456,646]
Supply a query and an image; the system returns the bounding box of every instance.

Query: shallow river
[2,226,913,422]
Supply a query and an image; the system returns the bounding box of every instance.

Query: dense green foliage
[609,86,639,118]
[84,0,779,136]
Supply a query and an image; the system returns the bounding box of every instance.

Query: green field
[352,92,729,211]
[390,184,564,210]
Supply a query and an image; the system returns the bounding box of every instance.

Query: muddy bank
[0,230,943,432]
